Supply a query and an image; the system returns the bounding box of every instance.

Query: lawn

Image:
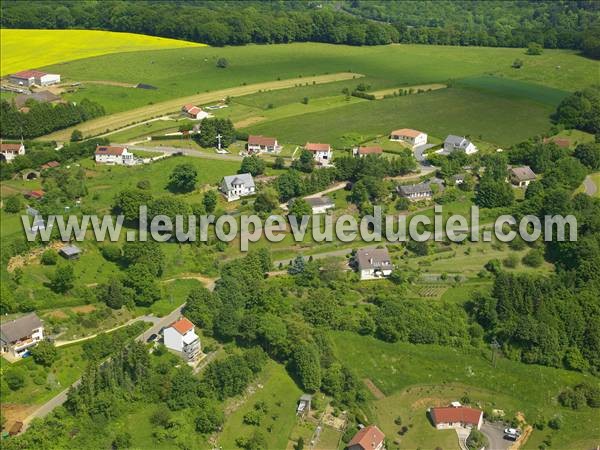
[0,29,204,76]
[331,332,600,450]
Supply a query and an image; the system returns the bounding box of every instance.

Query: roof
[170,317,194,335]
[95,145,126,156]
[356,248,391,271]
[305,196,334,208]
[0,313,42,343]
[430,406,483,426]
[60,245,81,256]
[300,394,313,401]
[26,190,45,199]
[11,69,47,79]
[222,173,255,191]
[15,90,61,108]
[0,143,23,153]
[397,182,433,196]
[510,166,536,182]
[248,135,277,146]
[348,425,385,450]
[305,142,331,152]
[183,104,203,115]
[41,161,60,170]
[445,135,472,148]
[356,146,382,155]
[391,128,424,138]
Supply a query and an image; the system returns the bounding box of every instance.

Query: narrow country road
[583,175,598,196]
[128,144,243,161]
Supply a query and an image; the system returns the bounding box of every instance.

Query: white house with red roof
[94,145,136,165]
[390,128,427,148]
[247,135,281,154]
[9,70,60,87]
[182,104,209,120]
[347,425,385,450]
[305,142,332,166]
[163,317,201,361]
[353,145,382,158]
[0,142,25,163]
[429,403,483,430]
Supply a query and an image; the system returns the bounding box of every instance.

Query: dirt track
[39,72,363,141]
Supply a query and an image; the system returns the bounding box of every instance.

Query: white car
[504,427,520,436]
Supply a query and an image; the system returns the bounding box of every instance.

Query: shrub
[41,249,58,265]
[4,195,21,213]
[5,367,26,390]
[548,415,563,430]
[522,249,544,267]
[101,244,122,262]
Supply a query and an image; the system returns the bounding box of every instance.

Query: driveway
[583,175,598,196]
[481,421,512,450]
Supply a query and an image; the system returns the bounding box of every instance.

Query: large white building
[0,142,25,163]
[0,313,44,359]
[94,145,136,165]
[355,248,393,280]
[220,173,256,201]
[444,135,478,154]
[390,128,427,148]
[304,142,332,166]
[163,317,201,361]
[9,70,61,87]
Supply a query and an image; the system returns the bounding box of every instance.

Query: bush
[216,57,229,68]
[503,254,519,268]
[466,429,488,450]
[4,195,21,213]
[5,367,26,390]
[101,244,122,262]
[137,179,151,190]
[548,415,563,430]
[41,249,58,265]
[30,341,58,367]
[522,249,544,267]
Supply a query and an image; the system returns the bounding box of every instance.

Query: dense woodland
[1,0,598,55]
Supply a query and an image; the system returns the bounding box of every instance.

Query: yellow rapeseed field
[0,29,204,75]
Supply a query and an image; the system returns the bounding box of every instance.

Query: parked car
[146,333,158,343]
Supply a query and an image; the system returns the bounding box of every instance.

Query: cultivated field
[0,29,203,75]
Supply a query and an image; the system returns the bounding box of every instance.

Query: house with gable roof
[94,145,136,165]
[220,173,256,201]
[163,317,201,361]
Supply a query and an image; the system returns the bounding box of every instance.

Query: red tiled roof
[95,145,125,156]
[183,104,202,115]
[305,142,331,152]
[248,135,277,146]
[357,146,382,155]
[26,190,45,199]
[170,318,194,335]
[41,161,60,170]
[391,128,424,138]
[12,70,47,79]
[348,425,385,450]
[0,143,23,153]
[430,406,483,426]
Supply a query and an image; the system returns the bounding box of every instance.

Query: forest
[1,0,598,55]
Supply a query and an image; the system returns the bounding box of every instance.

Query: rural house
[297,394,312,416]
[15,90,62,108]
[397,182,434,201]
[353,145,383,158]
[25,190,45,200]
[443,135,478,154]
[247,135,281,154]
[390,128,427,148]
[347,425,385,450]
[0,142,25,163]
[9,69,61,87]
[304,142,332,166]
[355,248,393,280]
[220,173,256,201]
[508,166,536,187]
[305,196,335,214]
[0,313,44,359]
[181,104,209,120]
[94,145,136,165]
[163,317,201,361]
[429,403,483,430]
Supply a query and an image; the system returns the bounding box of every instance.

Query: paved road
[583,175,598,196]
[481,421,512,450]
[128,144,243,161]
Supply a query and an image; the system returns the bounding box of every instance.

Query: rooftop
[170,317,194,335]
[510,166,537,182]
[430,406,483,426]
[356,248,391,271]
[248,135,277,146]
[222,173,255,190]
[305,196,334,208]
[1,313,42,343]
[348,425,385,450]
[95,145,126,156]
[11,69,47,79]
[356,145,382,155]
[397,182,433,196]
[391,128,424,138]
[305,142,331,152]
[60,245,81,256]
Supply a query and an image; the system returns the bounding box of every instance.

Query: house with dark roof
[429,403,483,430]
[59,245,82,260]
[15,90,62,108]
[304,196,335,214]
[443,135,478,154]
[94,145,136,165]
[347,425,385,450]
[353,145,383,158]
[397,182,434,201]
[1,313,44,359]
[163,317,201,361]
[220,173,256,201]
[508,166,536,187]
[355,248,392,280]
[247,135,281,154]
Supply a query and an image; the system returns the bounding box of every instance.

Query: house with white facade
[397,182,434,201]
[220,173,256,201]
[355,248,393,280]
[390,128,427,148]
[304,196,335,214]
[429,403,483,431]
[304,142,332,166]
[443,135,478,154]
[9,70,60,87]
[181,104,209,120]
[353,146,383,158]
[0,142,25,163]
[163,317,201,361]
[247,135,281,154]
[94,145,137,165]
[508,166,536,187]
[0,313,44,359]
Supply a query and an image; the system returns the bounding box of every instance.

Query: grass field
[331,332,600,450]
[0,29,204,76]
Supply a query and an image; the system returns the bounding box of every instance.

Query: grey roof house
[509,166,536,187]
[220,173,256,202]
[355,248,393,280]
[443,135,478,154]
[59,245,81,259]
[1,313,44,359]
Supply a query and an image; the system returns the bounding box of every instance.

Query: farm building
[94,145,136,165]
[247,135,281,154]
[429,403,484,430]
[15,90,61,108]
[163,317,201,361]
[508,166,537,187]
[304,142,332,166]
[9,70,60,87]
[0,313,44,359]
[443,135,478,154]
[304,196,335,214]
[220,173,256,201]
[355,248,393,281]
[181,104,209,120]
[59,245,81,260]
[397,182,434,201]
[390,128,427,148]
[353,145,382,157]
[347,425,385,450]
[0,142,25,163]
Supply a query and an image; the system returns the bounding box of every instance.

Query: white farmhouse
[444,135,478,154]
[0,142,25,163]
[390,128,427,148]
[355,248,393,280]
[9,70,60,87]
[247,135,281,154]
[182,104,209,120]
[220,173,256,201]
[94,145,136,165]
[305,196,335,214]
[0,313,44,359]
[304,142,332,166]
[163,317,201,361]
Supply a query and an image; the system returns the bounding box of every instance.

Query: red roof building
[25,190,45,200]
[0,143,24,153]
[305,142,331,152]
[95,145,126,156]
[40,161,60,170]
[430,405,483,430]
[347,425,385,450]
[247,135,281,154]
[170,318,194,335]
[11,70,47,79]
[353,146,383,157]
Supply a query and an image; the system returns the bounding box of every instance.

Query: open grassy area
[331,332,600,450]
[0,29,203,76]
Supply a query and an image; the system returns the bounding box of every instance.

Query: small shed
[59,245,81,260]
[297,394,312,416]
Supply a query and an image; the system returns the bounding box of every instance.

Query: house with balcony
[163,317,201,361]
[1,313,44,359]
[355,248,393,280]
